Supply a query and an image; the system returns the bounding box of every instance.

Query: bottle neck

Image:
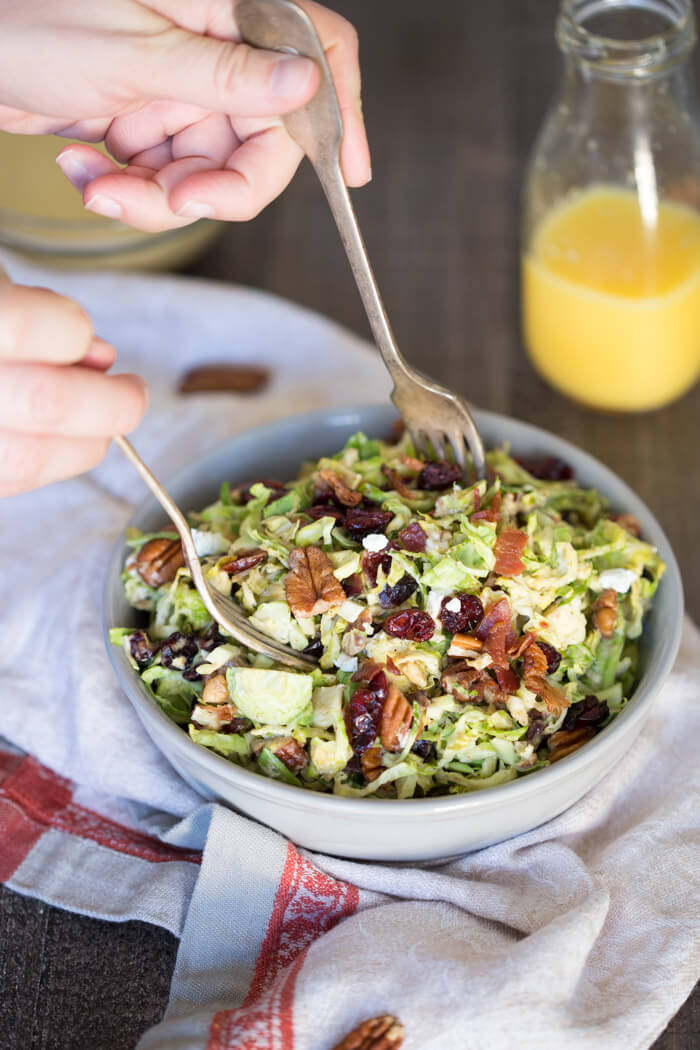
[557,0,696,82]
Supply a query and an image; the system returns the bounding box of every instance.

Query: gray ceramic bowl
[104,404,683,861]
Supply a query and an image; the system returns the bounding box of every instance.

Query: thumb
[140,29,320,116]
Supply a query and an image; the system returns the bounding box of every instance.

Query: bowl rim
[104,402,684,817]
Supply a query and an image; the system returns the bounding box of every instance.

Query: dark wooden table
[2,2,698,1047]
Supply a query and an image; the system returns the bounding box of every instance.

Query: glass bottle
[522,0,700,411]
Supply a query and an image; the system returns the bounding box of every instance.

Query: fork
[237,0,487,481]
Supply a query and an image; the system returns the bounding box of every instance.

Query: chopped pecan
[472,490,502,522]
[332,1014,405,1050]
[380,683,413,752]
[191,701,236,730]
[522,642,548,681]
[612,513,641,537]
[447,633,484,657]
[381,464,415,500]
[593,589,618,637]
[178,363,269,395]
[201,673,230,705]
[285,546,346,617]
[136,537,185,587]
[221,548,267,575]
[508,632,535,659]
[548,725,596,762]
[493,529,527,576]
[360,746,383,782]
[318,469,362,507]
[266,736,308,773]
[521,642,569,714]
[399,453,424,472]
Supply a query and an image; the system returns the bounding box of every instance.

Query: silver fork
[237,0,487,480]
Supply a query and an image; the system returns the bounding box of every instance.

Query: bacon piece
[381,464,415,500]
[317,469,362,507]
[400,453,425,473]
[472,490,502,523]
[494,666,520,694]
[352,661,387,688]
[493,529,527,577]
[221,548,267,575]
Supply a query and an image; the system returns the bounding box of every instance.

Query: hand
[0,280,147,498]
[0,0,370,232]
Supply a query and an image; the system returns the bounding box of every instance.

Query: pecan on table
[136,537,185,587]
[331,1014,405,1050]
[285,546,345,617]
[380,684,413,752]
[178,363,270,395]
[593,589,618,638]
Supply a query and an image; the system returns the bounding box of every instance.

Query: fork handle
[236,0,415,391]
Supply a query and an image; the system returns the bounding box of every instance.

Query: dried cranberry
[220,717,252,735]
[129,630,158,667]
[302,636,323,659]
[418,461,462,490]
[515,456,573,482]
[378,573,418,608]
[537,641,561,674]
[562,695,609,731]
[525,717,546,745]
[439,594,484,634]
[347,686,385,755]
[197,622,225,652]
[344,507,393,541]
[182,667,202,682]
[343,573,364,597]
[160,631,199,670]
[306,504,345,522]
[362,549,393,587]
[411,739,437,761]
[398,521,427,552]
[384,609,435,641]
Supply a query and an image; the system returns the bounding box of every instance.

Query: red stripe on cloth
[0,796,46,882]
[0,751,201,869]
[208,843,359,1050]
[0,750,24,787]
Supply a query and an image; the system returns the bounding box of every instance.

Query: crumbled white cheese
[445,597,462,613]
[425,589,449,620]
[362,533,389,553]
[599,568,637,593]
[334,652,358,672]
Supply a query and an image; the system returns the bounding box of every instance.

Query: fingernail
[56,149,94,192]
[85,194,123,220]
[271,56,315,99]
[176,200,216,219]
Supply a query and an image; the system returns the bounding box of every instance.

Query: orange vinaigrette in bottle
[522,0,700,411]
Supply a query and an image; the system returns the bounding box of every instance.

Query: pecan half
[361,746,383,782]
[548,725,596,762]
[136,537,185,587]
[612,513,640,537]
[380,683,413,752]
[332,1015,405,1050]
[593,589,618,637]
[285,546,346,617]
[521,642,569,715]
[447,633,484,657]
[178,363,269,395]
[201,673,230,705]
[267,736,308,773]
[318,469,362,507]
[221,548,267,575]
[522,641,548,680]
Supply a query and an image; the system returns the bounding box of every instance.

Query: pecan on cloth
[331,1014,405,1050]
[285,546,345,617]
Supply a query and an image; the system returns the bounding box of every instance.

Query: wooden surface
[2,1,698,1047]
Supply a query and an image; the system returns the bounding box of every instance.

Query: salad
[111,430,664,799]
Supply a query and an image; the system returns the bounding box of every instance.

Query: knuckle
[212,42,251,98]
[27,369,69,429]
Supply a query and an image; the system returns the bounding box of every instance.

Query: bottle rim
[557,0,696,78]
